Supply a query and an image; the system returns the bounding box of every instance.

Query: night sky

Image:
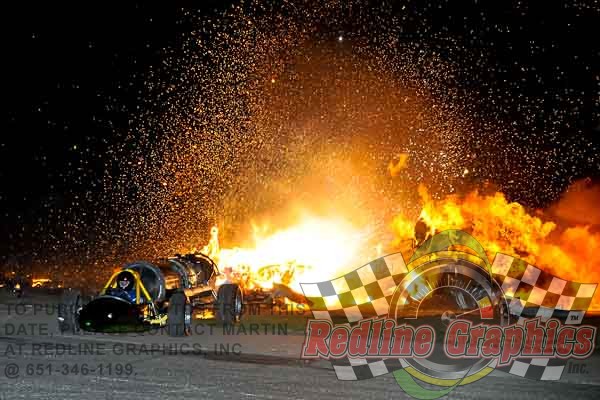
[2,1,599,272]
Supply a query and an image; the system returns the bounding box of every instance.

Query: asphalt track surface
[1,291,599,399]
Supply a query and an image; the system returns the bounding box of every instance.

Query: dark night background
[1,1,599,272]
[1,2,225,269]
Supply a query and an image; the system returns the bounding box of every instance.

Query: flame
[32,278,52,287]
[203,216,369,293]
[388,153,409,177]
[191,175,599,311]
[391,184,600,310]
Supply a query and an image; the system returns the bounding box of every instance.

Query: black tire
[57,289,82,334]
[168,291,191,337]
[216,284,243,325]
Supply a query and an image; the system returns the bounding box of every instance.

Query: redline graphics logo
[302,317,596,364]
[299,230,598,399]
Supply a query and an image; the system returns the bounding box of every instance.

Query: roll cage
[101,268,153,305]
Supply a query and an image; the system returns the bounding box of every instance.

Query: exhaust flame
[200,216,371,293]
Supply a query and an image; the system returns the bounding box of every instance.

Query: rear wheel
[168,291,191,336]
[216,284,243,325]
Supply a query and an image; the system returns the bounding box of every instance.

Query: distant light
[338,35,343,42]
[270,78,276,84]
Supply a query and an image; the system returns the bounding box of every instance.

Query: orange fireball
[391,183,600,310]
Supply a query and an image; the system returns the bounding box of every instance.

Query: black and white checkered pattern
[300,252,408,380]
[492,253,596,322]
[326,357,409,381]
[492,253,597,380]
[301,252,597,381]
[300,252,408,324]
[498,356,569,381]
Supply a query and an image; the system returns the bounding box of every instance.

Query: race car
[57,253,243,336]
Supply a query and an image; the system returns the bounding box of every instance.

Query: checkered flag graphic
[491,253,597,380]
[301,251,597,382]
[300,252,409,380]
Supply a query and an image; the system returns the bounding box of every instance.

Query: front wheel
[57,289,85,334]
[216,284,243,325]
[168,291,191,337]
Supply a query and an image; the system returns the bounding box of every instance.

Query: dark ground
[1,289,599,399]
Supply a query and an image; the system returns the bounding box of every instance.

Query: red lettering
[500,326,524,365]
[302,320,331,357]
[466,325,485,356]
[414,327,433,357]
[481,327,502,357]
[445,320,470,357]
[390,325,414,356]
[543,319,558,356]
[330,327,350,357]
[556,327,575,357]
[523,319,545,356]
[379,320,395,356]
[367,319,384,356]
[348,319,371,357]
[573,327,595,357]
